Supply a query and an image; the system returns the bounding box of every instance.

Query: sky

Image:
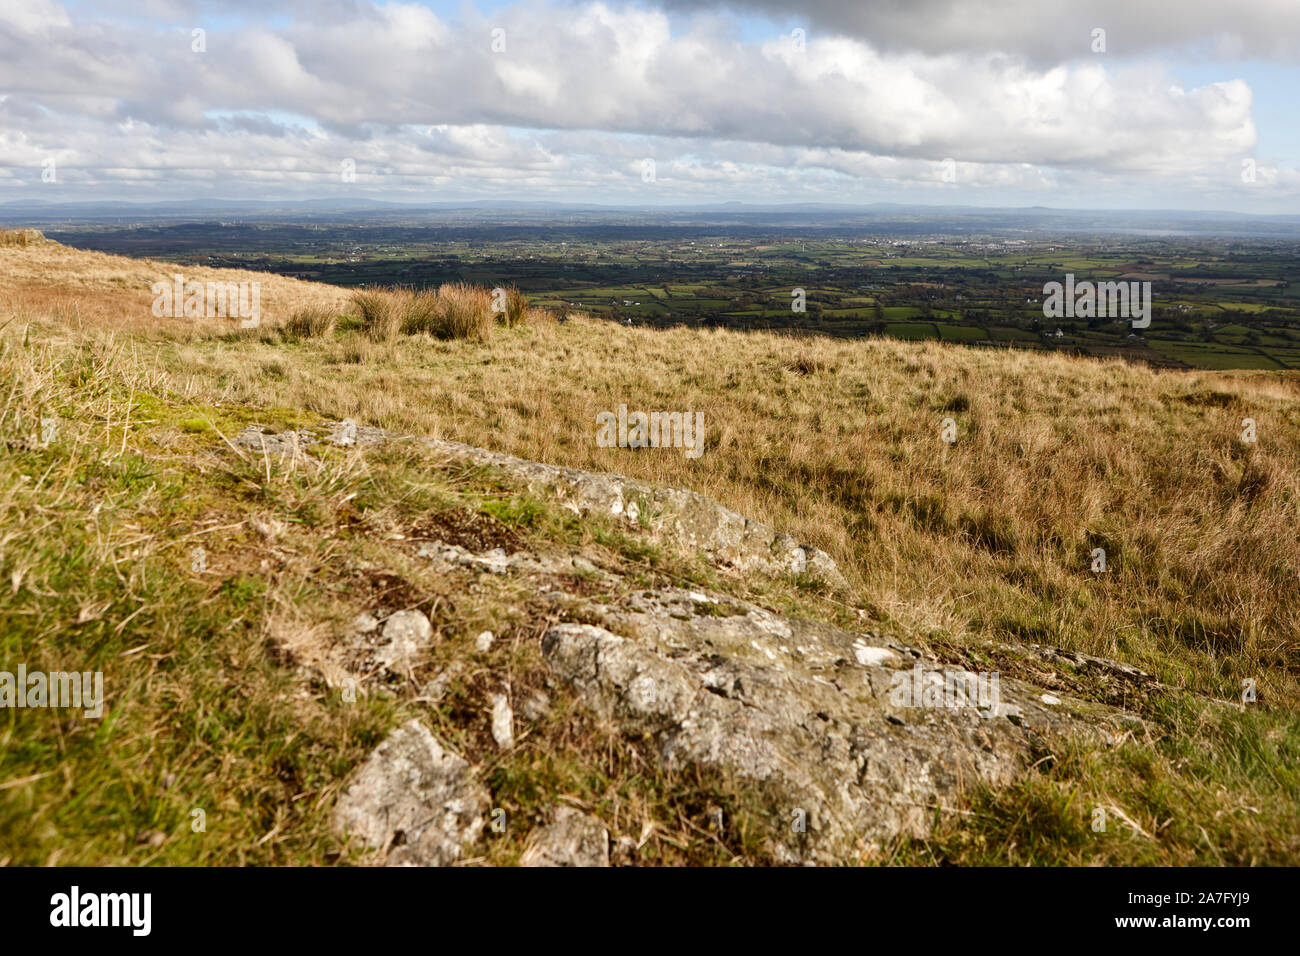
[2,0,1299,212]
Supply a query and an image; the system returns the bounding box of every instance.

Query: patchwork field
[45,224,1300,370]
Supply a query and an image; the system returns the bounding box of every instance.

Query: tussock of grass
[433,283,494,341]
[349,284,531,343]
[282,305,337,339]
[0,228,46,247]
[398,289,441,336]
[351,288,401,342]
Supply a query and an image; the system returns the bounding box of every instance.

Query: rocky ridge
[235,420,1152,865]
[235,420,843,586]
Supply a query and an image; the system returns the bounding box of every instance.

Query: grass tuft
[283,306,337,339]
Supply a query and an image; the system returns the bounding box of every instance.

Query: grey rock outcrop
[233,421,843,587]
[333,719,489,866]
[262,423,1152,865]
[417,540,601,578]
[519,807,611,867]
[540,586,1136,864]
[412,431,843,587]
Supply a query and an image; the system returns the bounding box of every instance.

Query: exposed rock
[541,586,1137,864]
[981,639,1169,707]
[1024,643,1158,686]
[232,421,844,587]
[234,421,389,454]
[250,419,1156,866]
[409,430,845,588]
[376,609,433,674]
[519,807,610,867]
[490,692,514,750]
[417,540,603,579]
[232,425,319,464]
[853,641,900,666]
[351,611,379,635]
[329,419,359,446]
[333,719,488,866]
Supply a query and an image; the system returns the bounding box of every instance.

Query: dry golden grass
[436,282,495,340]
[9,240,1296,707]
[351,288,403,341]
[0,228,46,247]
[283,305,338,339]
[351,284,503,342]
[0,236,347,338]
[143,312,1300,708]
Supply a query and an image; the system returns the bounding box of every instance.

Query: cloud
[0,0,1293,208]
[658,0,1300,63]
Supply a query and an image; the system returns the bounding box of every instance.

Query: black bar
[0,866,1281,943]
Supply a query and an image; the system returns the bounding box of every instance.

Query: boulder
[333,719,488,866]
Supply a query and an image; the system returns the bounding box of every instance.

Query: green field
[938,324,987,342]
[886,322,939,340]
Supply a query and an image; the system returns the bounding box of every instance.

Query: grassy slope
[1,240,1297,865]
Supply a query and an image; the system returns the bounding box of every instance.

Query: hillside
[1,235,1297,865]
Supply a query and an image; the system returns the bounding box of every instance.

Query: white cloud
[0,0,70,35]
[0,0,1293,208]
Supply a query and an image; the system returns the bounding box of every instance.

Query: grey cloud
[657,0,1300,62]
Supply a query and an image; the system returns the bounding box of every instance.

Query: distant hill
[5,199,1300,237]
